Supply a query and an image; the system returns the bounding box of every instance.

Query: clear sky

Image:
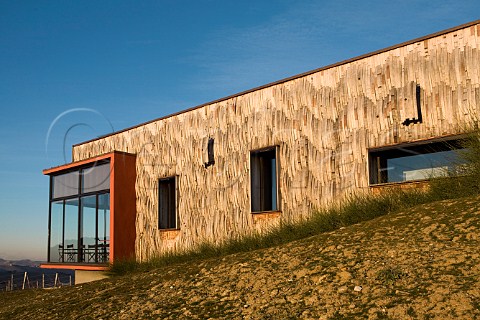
[0,1,478,261]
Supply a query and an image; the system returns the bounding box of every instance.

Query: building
[42,20,480,282]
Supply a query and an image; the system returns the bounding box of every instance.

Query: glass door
[98,193,110,262]
[49,201,64,262]
[80,195,97,262]
[64,199,79,262]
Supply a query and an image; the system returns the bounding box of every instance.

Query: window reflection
[48,161,111,264]
[387,150,459,182]
[369,140,465,184]
[96,194,110,263]
[81,195,96,262]
[64,199,79,262]
[82,163,110,193]
[52,171,79,198]
[49,201,63,263]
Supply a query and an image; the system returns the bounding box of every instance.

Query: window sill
[370,180,429,193]
[251,210,281,221]
[158,229,181,240]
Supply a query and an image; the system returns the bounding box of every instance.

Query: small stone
[244,304,249,308]
[338,286,348,293]
[347,260,356,267]
[270,289,279,296]
[337,270,352,282]
[354,285,363,292]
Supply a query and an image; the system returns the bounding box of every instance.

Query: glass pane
[82,163,110,193]
[270,156,277,210]
[98,193,110,263]
[386,150,460,183]
[52,171,79,199]
[49,201,63,262]
[251,149,277,212]
[64,199,79,262]
[159,179,176,229]
[81,195,97,263]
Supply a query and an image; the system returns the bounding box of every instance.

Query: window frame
[158,176,178,230]
[47,160,111,264]
[368,137,466,185]
[250,146,280,213]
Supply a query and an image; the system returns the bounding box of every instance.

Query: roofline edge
[73,19,480,148]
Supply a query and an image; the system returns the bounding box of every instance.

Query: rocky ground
[1,197,479,319]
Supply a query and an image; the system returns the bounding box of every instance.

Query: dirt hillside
[1,197,479,319]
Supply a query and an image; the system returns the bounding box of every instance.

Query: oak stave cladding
[73,24,480,261]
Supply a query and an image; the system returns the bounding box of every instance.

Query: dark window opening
[204,138,215,168]
[369,139,465,184]
[402,84,423,126]
[251,147,278,212]
[158,177,177,229]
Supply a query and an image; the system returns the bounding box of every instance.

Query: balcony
[42,151,136,272]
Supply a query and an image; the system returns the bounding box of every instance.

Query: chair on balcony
[58,245,65,262]
[86,244,97,263]
[98,243,109,263]
[65,244,76,262]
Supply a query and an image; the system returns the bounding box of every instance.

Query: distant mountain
[0,258,41,268]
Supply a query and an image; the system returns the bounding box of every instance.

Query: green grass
[110,130,480,276]
[376,266,407,286]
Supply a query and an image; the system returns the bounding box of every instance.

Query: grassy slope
[1,196,479,319]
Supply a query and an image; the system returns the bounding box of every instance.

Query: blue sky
[0,1,478,260]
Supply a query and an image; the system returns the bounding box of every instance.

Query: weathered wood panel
[73,23,480,261]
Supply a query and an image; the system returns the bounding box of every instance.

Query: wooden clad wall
[72,23,480,261]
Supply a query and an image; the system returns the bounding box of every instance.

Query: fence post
[42,274,45,289]
[69,275,72,286]
[54,273,58,288]
[22,272,27,290]
[10,273,13,291]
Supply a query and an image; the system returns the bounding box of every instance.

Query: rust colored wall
[111,152,137,262]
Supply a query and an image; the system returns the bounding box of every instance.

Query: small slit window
[204,138,215,168]
[369,139,465,184]
[158,177,177,229]
[250,147,278,212]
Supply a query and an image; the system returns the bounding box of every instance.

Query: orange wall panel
[111,152,137,262]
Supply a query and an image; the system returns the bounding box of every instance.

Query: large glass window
[369,139,465,184]
[49,201,64,263]
[64,199,79,262]
[82,163,110,193]
[48,161,110,264]
[250,147,278,212]
[81,195,96,262]
[97,193,110,263]
[52,171,79,199]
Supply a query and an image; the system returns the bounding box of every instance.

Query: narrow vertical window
[402,84,423,126]
[204,138,215,168]
[415,84,423,123]
[49,200,64,262]
[158,177,177,229]
[250,147,278,212]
